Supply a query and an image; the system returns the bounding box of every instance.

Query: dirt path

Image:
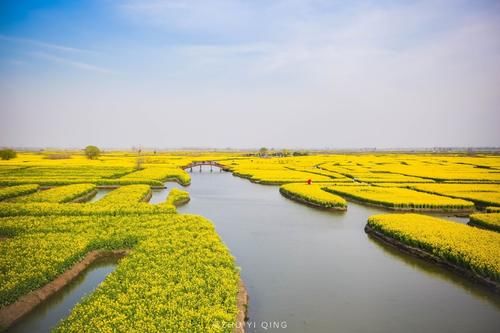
[234,279,249,333]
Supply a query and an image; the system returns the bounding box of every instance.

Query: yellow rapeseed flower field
[409,183,500,206]
[1,151,500,330]
[166,188,190,206]
[280,183,347,209]
[11,184,96,203]
[325,185,475,212]
[0,214,240,332]
[469,213,500,232]
[0,184,39,201]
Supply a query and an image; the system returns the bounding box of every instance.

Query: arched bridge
[183,161,228,172]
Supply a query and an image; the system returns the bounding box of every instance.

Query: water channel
[11,166,500,332]
[7,258,120,333]
[176,166,499,332]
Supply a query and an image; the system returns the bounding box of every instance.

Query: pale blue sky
[1,0,499,149]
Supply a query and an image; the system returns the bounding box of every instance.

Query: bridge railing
[183,161,227,170]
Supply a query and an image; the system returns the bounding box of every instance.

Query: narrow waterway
[8,168,499,332]
[88,188,112,202]
[7,258,119,333]
[176,166,500,333]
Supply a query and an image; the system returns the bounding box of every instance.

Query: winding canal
[177,166,499,332]
[11,166,500,332]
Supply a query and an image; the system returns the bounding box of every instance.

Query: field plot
[317,166,433,183]
[408,184,500,207]
[93,185,152,205]
[469,213,500,232]
[366,214,500,290]
[121,167,191,186]
[11,184,96,203]
[0,162,190,187]
[226,158,346,184]
[0,185,39,201]
[285,167,352,181]
[166,188,190,206]
[0,214,241,332]
[0,165,136,186]
[348,172,433,183]
[280,183,347,210]
[325,185,475,212]
[233,169,335,184]
[316,155,500,183]
[0,185,176,217]
[223,154,500,187]
[376,163,500,183]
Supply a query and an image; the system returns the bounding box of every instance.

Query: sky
[0,0,499,149]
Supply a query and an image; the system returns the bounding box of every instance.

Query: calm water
[7,258,119,333]
[88,188,112,202]
[10,167,500,332]
[176,166,500,333]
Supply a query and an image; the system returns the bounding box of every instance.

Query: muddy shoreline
[0,250,128,330]
[364,224,499,293]
[142,190,152,203]
[172,197,190,207]
[233,279,249,333]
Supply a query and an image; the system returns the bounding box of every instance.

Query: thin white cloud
[1,0,499,147]
[31,52,115,74]
[118,0,262,38]
[0,34,97,54]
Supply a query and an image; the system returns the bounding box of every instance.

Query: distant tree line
[0,148,16,160]
[251,147,309,157]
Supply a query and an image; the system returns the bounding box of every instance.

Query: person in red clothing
[307,179,312,185]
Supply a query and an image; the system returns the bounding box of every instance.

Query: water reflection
[367,235,500,309]
[177,165,500,333]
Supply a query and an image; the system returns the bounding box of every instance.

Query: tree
[135,157,144,170]
[259,147,268,157]
[0,148,16,160]
[84,145,101,160]
[293,150,310,156]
